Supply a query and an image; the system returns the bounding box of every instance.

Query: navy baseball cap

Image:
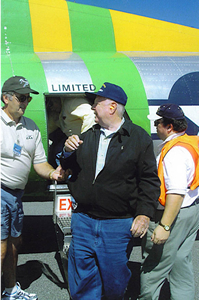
[148,103,185,121]
[2,76,39,94]
[85,82,127,106]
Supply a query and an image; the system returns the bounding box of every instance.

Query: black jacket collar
[92,119,132,137]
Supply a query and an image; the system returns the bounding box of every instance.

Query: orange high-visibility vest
[158,134,199,206]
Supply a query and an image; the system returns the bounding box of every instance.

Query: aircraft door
[45,94,95,168]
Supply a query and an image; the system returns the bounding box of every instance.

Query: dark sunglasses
[154,118,163,127]
[14,94,32,103]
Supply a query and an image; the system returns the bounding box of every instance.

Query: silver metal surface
[48,183,70,193]
[57,216,72,235]
[122,51,199,100]
[37,52,95,93]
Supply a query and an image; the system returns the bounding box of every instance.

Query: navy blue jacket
[61,120,160,219]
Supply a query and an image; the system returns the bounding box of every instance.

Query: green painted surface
[1,0,48,141]
[76,51,150,133]
[68,1,149,132]
[68,2,116,52]
[1,0,49,144]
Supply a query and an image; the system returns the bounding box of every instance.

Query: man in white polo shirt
[139,104,199,300]
[1,76,65,300]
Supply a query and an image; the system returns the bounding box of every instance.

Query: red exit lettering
[59,198,72,211]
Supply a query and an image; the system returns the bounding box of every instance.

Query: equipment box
[49,182,72,254]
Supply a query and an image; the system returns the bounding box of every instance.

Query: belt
[1,184,23,193]
[180,197,199,209]
[152,197,199,222]
[190,197,199,207]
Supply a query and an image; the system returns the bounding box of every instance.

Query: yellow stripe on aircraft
[29,0,72,52]
[110,10,199,52]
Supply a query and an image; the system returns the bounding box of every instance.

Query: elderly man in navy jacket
[61,82,160,300]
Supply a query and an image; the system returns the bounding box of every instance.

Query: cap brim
[85,92,97,103]
[147,113,161,121]
[16,87,39,95]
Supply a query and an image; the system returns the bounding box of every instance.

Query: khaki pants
[139,203,199,300]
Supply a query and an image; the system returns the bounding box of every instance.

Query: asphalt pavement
[2,201,198,300]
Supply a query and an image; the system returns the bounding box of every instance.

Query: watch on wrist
[159,221,171,231]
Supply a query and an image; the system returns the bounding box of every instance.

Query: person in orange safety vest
[139,103,199,300]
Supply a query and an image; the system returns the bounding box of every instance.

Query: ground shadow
[16,260,67,290]
[125,261,171,300]
[125,261,140,300]
[1,257,67,293]
[19,215,58,254]
[1,213,68,292]
[9,215,69,293]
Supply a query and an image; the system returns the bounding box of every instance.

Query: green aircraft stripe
[1,0,48,147]
[76,52,150,132]
[68,2,116,52]
[67,2,149,132]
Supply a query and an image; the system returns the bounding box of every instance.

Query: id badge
[13,143,22,156]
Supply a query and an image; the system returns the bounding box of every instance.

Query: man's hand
[64,135,83,152]
[51,165,66,181]
[150,193,183,244]
[130,215,150,238]
[151,225,170,244]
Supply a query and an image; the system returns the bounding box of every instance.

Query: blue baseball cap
[85,82,127,106]
[148,103,185,121]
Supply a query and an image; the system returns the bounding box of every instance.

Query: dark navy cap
[85,82,127,106]
[156,103,185,120]
[148,103,185,121]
